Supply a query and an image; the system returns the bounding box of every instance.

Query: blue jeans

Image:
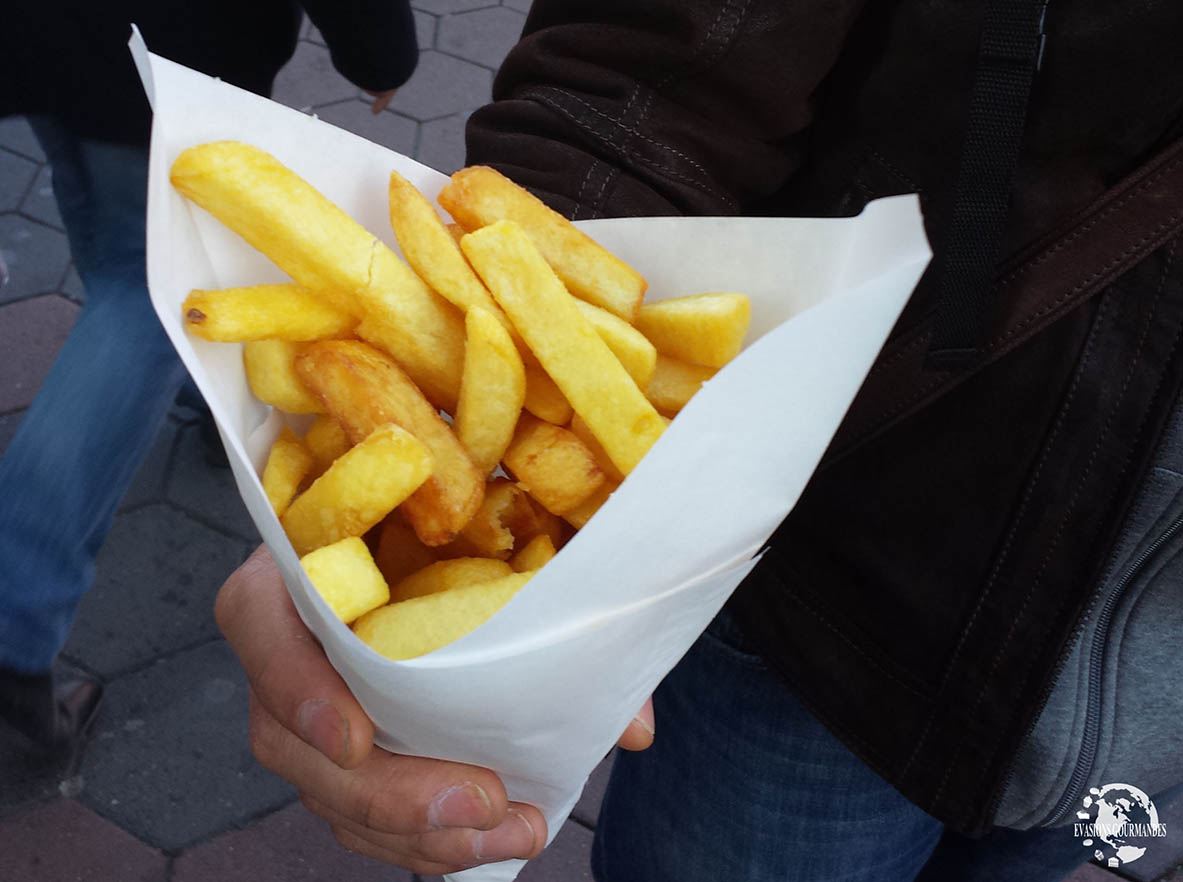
[592,610,1092,882]
[0,117,188,674]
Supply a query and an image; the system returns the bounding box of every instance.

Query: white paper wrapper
[133,31,930,882]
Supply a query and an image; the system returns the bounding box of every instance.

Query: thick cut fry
[574,300,657,388]
[353,571,533,660]
[523,365,572,424]
[374,513,439,587]
[453,479,536,559]
[296,340,483,546]
[635,292,751,368]
[262,427,315,517]
[281,423,433,555]
[440,166,646,320]
[444,222,468,245]
[391,557,514,603]
[645,354,718,417]
[182,284,356,342]
[463,221,665,475]
[455,308,527,475]
[301,537,390,624]
[503,414,605,515]
[303,415,352,477]
[510,534,555,572]
[243,340,323,414]
[563,481,617,529]
[170,142,465,409]
[568,413,625,484]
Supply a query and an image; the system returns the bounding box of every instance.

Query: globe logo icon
[1076,783,1163,868]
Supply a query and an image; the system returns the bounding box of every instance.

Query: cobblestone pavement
[1,5,1181,882]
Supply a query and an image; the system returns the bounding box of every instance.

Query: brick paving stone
[61,504,250,678]
[61,262,84,302]
[0,116,46,162]
[501,0,532,13]
[415,113,469,174]
[0,214,71,305]
[570,753,611,828]
[272,40,361,112]
[78,640,296,850]
[19,164,62,230]
[119,419,181,512]
[387,51,492,122]
[413,0,499,15]
[173,801,413,882]
[438,7,526,70]
[0,798,167,882]
[415,9,438,49]
[0,293,79,414]
[0,148,38,212]
[0,733,78,813]
[313,99,419,157]
[167,422,262,543]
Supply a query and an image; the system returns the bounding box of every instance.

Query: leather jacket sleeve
[465,0,868,219]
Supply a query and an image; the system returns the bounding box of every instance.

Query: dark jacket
[2,1,418,144]
[466,0,1183,833]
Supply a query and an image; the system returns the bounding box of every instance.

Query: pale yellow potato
[301,536,390,624]
[391,557,514,603]
[374,513,440,587]
[462,221,665,475]
[354,571,534,660]
[503,413,605,516]
[523,364,573,425]
[510,534,556,572]
[281,423,433,555]
[242,340,323,414]
[455,307,526,475]
[568,413,625,484]
[574,300,657,388]
[170,142,465,410]
[182,284,356,342]
[303,415,352,477]
[645,354,718,417]
[562,481,617,529]
[453,479,536,559]
[296,340,484,547]
[440,166,646,321]
[262,427,315,517]
[634,292,751,368]
[444,222,468,245]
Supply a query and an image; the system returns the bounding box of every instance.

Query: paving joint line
[94,632,228,683]
[161,792,301,854]
[157,497,260,546]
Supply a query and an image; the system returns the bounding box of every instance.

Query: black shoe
[0,668,104,754]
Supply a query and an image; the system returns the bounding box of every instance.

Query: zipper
[1041,510,1183,825]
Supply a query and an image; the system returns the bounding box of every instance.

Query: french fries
[173,142,752,660]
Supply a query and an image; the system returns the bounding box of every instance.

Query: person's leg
[0,118,187,678]
[592,609,944,882]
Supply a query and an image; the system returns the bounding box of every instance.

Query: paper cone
[132,30,930,882]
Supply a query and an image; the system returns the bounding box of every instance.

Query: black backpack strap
[926,0,1050,369]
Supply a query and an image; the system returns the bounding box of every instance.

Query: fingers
[616,696,655,751]
[366,89,396,114]
[216,545,374,768]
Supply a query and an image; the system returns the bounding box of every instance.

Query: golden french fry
[182,284,356,342]
[523,364,573,424]
[568,413,625,484]
[440,166,646,321]
[562,481,617,529]
[450,479,537,559]
[281,423,433,556]
[170,142,465,409]
[262,427,315,517]
[574,300,657,388]
[296,340,484,546]
[374,512,440,587]
[303,415,352,477]
[391,557,514,603]
[300,536,390,624]
[510,534,556,572]
[503,413,605,515]
[353,571,533,660]
[462,220,665,475]
[455,307,527,475]
[242,340,323,414]
[635,292,751,368]
[645,354,718,417]
[445,222,468,245]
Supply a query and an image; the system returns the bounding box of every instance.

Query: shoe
[0,668,104,754]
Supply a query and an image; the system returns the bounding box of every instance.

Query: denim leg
[592,610,944,882]
[0,119,187,673]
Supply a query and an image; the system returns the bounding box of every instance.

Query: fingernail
[428,782,493,829]
[296,699,348,765]
[473,809,537,860]
[632,713,655,737]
